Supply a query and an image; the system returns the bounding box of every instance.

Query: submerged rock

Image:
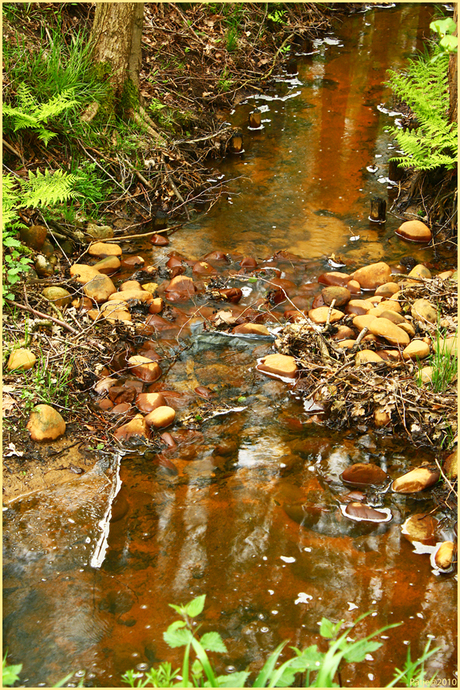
[114,413,150,441]
[395,220,432,243]
[392,466,440,493]
[401,514,438,545]
[128,356,162,382]
[341,502,392,523]
[340,462,388,487]
[27,404,66,441]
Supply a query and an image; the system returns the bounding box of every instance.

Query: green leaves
[163,621,193,648]
[199,632,227,654]
[2,655,22,687]
[319,618,344,639]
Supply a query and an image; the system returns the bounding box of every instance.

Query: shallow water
[3,4,457,687]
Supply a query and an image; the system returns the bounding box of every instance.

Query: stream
[3,4,457,687]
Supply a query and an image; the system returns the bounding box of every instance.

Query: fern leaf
[20,169,80,208]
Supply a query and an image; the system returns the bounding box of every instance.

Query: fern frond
[20,169,80,208]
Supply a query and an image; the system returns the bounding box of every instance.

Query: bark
[90,3,144,103]
[448,5,457,124]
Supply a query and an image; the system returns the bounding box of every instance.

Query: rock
[437,269,455,280]
[369,318,410,346]
[346,279,361,294]
[257,353,298,379]
[330,325,356,340]
[136,392,167,414]
[345,299,374,315]
[350,262,391,290]
[108,289,153,303]
[86,223,114,240]
[336,339,356,350]
[148,298,164,314]
[144,405,176,428]
[7,348,36,371]
[373,309,406,326]
[88,242,122,257]
[121,280,142,291]
[194,386,215,398]
[165,275,196,298]
[93,256,121,274]
[70,263,100,283]
[232,323,270,335]
[34,254,55,277]
[317,271,351,287]
[27,404,66,441]
[434,541,455,570]
[240,256,257,268]
[112,402,132,415]
[128,356,162,382]
[83,274,117,303]
[142,282,159,294]
[352,314,377,331]
[192,261,217,275]
[411,298,438,324]
[434,335,457,357]
[284,310,307,322]
[19,224,47,250]
[218,288,243,303]
[308,306,344,324]
[355,350,384,364]
[121,255,144,269]
[408,264,432,279]
[419,366,434,384]
[343,502,392,523]
[374,282,400,297]
[114,414,150,441]
[321,286,351,307]
[443,449,457,480]
[402,340,430,360]
[395,220,432,243]
[401,514,438,544]
[374,408,391,427]
[101,308,132,324]
[42,287,72,308]
[94,376,118,394]
[150,233,169,246]
[340,462,388,487]
[392,466,440,493]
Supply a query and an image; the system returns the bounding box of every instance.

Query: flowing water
[3,5,457,687]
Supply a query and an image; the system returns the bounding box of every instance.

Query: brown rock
[121,255,144,269]
[330,325,355,340]
[317,271,351,287]
[70,263,100,284]
[114,413,150,441]
[144,405,176,428]
[308,306,344,324]
[42,287,72,308]
[402,340,430,360]
[19,224,47,251]
[136,392,167,414]
[83,274,117,303]
[355,350,384,364]
[112,402,132,415]
[369,318,410,346]
[241,256,257,268]
[419,365,434,384]
[232,323,270,335]
[88,242,122,257]
[434,541,455,570]
[321,286,351,307]
[7,348,37,371]
[122,280,142,291]
[374,408,391,427]
[150,233,169,246]
[443,449,457,480]
[350,262,391,290]
[192,261,217,275]
[367,299,402,316]
[395,220,432,243]
[402,514,438,544]
[345,299,374,315]
[108,289,153,303]
[284,309,307,323]
[375,281,400,297]
[340,462,388,487]
[411,298,438,324]
[392,466,440,493]
[166,275,196,297]
[257,353,298,379]
[336,339,356,350]
[128,356,162,382]
[343,502,392,523]
[346,279,361,294]
[352,314,377,331]
[408,264,432,280]
[217,288,243,304]
[27,404,66,441]
[93,256,121,274]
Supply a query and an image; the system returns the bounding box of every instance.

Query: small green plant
[226,26,239,52]
[387,640,438,687]
[267,9,287,24]
[3,653,22,687]
[429,329,458,392]
[19,347,76,413]
[217,67,233,93]
[430,18,458,59]
[121,596,440,688]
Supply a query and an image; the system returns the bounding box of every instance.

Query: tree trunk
[90,3,144,109]
[448,6,457,124]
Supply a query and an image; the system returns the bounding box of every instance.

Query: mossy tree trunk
[90,2,144,114]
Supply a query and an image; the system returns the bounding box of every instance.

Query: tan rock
[7,348,36,371]
[437,270,455,280]
[142,282,159,294]
[257,354,298,379]
[408,264,432,280]
[443,448,457,480]
[108,289,153,303]
[232,323,270,335]
[88,242,122,257]
[395,219,432,243]
[128,355,162,382]
[27,404,66,441]
[121,280,142,291]
[86,222,113,240]
[374,408,391,427]
[148,297,164,314]
[350,262,391,290]
[369,318,410,346]
[317,271,351,287]
[373,309,406,325]
[93,256,121,274]
[83,274,117,303]
[144,405,176,428]
[94,377,117,394]
[367,299,402,315]
[345,299,374,315]
[136,392,167,414]
[321,286,351,307]
[114,413,150,441]
[374,281,400,297]
[355,350,384,364]
[434,541,455,570]
[376,349,402,362]
[392,466,440,493]
[418,365,433,383]
[346,279,361,294]
[70,263,100,284]
[397,321,415,337]
[411,298,438,324]
[42,287,72,308]
[104,309,132,324]
[308,306,344,324]
[402,514,438,544]
[166,275,196,296]
[435,335,458,357]
[330,325,355,340]
[336,339,356,350]
[352,314,377,331]
[402,340,430,360]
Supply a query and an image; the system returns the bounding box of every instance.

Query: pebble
[144,405,176,428]
[350,262,391,290]
[411,298,438,324]
[114,414,150,441]
[128,356,162,382]
[88,242,122,257]
[402,340,430,360]
[93,256,121,274]
[369,318,410,346]
[7,348,36,371]
[232,323,270,335]
[355,350,384,364]
[19,224,47,251]
[374,281,400,297]
[318,271,350,287]
[321,286,351,306]
[395,219,432,243]
[70,263,100,283]
[27,404,66,441]
[257,353,298,379]
[83,274,117,303]
[392,466,440,493]
[136,392,167,414]
[434,541,455,570]
[42,287,72,308]
[308,306,344,324]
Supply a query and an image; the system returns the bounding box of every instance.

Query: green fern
[3,83,78,145]
[386,48,457,171]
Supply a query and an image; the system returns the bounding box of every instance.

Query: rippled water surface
[3,4,457,687]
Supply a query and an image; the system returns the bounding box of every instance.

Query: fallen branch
[4,299,79,335]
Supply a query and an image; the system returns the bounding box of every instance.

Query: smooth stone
[142,282,159,294]
[128,356,162,382]
[308,306,344,324]
[373,309,406,325]
[434,541,455,570]
[114,414,150,441]
[27,404,66,441]
[344,502,391,523]
[218,288,243,303]
[42,287,72,308]
[108,289,153,303]
[111,402,132,415]
[352,314,377,331]
[194,386,215,398]
[121,280,142,291]
[86,223,114,240]
[330,325,355,340]
[401,514,438,545]
[321,286,351,307]
[192,261,217,275]
[93,256,121,274]
[434,335,457,357]
[166,275,196,297]
[94,377,118,394]
[317,271,351,287]
[369,318,410,346]
[344,299,374,315]
[34,254,55,277]
[402,340,430,360]
[367,298,402,315]
[355,350,384,364]
[443,449,457,480]
[232,323,270,335]
[350,262,391,290]
[408,264,432,279]
[395,220,432,243]
[121,255,144,268]
[341,462,388,487]
[437,269,455,280]
[336,339,356,350]
[419,366,434,384]
[103,309,132,323]
[240,256,257,268]
[144,314,175,331]
[148,298,164,314]
[7,348,36,371]
[150,233,169,246]
[411,298,438,324]
[19,224,47,250]
[88,242,122,257]
[144,405,176,428]
[395,321,415,337]
[257,354,298,379]
[376,349,402,362]
[284,309,307,323]
[374,408,391,427]
[392,466,440,493]
[136,392,167,414]
[346,279,361,294]
[70,263,100,283]
[375,282,400,297]
[83,274,117,303]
